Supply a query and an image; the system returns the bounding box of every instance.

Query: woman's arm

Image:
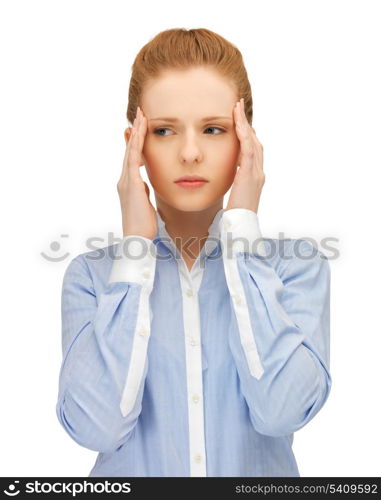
[56,236,156,453]
[220,208,332,437]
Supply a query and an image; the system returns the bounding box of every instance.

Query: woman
[56,28,331,477]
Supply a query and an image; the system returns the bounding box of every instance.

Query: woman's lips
[174,180,208,189]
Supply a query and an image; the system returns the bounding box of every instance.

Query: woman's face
[136,66,240,212]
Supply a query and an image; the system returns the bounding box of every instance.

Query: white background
[1,0,380,477]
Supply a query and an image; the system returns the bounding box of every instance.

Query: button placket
[179,267,207,476]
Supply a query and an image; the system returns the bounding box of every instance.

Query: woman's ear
[124,127,132,145]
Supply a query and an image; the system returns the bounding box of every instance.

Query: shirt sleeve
[219,208,332,438]
[55,236,156,453]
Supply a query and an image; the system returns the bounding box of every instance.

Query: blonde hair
[126,28,253,125]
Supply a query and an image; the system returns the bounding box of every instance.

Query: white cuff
[219,209,266,257]
[108,235,157,289]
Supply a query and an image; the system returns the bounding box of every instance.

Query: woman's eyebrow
[149,116,232,122]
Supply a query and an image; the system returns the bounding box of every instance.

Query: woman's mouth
[174,176,209,189]
[174,180,208,189]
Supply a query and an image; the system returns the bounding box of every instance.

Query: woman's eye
[204,126,224,134]
[153,126,225,136]
[154,128,171,136]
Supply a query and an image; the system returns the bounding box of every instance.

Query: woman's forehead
[141,67,238,110]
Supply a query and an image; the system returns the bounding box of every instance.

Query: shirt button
[190,338,198,346]
[192,394,200,403]
[194,454,202,463]
[142,268,150,279]
[223,221,232,230]
[186,288,193,297]
[138,328,148,337]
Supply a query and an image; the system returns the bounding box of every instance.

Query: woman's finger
[127,109,144,182]
[120,111,138,180]
[135,107,147,166]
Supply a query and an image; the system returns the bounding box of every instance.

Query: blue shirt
[55,208,331,477]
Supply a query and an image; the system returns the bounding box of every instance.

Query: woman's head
[124,28,254,214]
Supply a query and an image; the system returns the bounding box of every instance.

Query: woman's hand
[117,106,158,240]
[225,98,265,214]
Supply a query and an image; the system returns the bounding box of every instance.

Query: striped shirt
[56,208,331,477]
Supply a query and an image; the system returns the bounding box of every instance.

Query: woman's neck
[156,199,223,260]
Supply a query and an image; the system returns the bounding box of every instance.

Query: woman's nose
[178,135,203,163]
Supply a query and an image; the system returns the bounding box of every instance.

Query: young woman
[56,28,331,477]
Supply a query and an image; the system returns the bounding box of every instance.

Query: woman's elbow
[55,393,134,454]
[252,372,332,438]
